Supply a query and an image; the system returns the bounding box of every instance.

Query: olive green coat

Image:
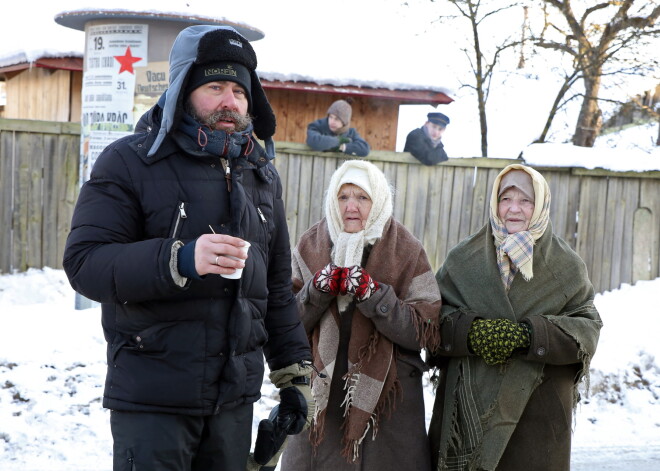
[428,223,602,471]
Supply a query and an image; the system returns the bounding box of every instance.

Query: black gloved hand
[277,386,308,435]
[468,318,531,365]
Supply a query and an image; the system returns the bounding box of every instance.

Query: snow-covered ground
[1,268,659,470]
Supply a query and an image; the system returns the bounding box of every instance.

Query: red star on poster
[114,46,142,74]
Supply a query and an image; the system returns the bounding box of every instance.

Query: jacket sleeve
[62,143,185,304]
[262,169,312,370]
[356,250,442,352]
[306,119,341,151]
[296,278,335,334]
[404,129,448,166]
[343,129,370,157]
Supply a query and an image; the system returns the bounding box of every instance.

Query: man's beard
[185,101,252,132]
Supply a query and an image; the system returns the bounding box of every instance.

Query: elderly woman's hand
[343,266,379,302]
[468,319,531,365]
[313,263,346,296]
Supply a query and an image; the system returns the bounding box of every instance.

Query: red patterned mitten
[343,266,379,302]
[313,263,345,296]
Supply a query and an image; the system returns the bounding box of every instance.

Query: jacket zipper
[171,202,188,238]
[257,207,267,224]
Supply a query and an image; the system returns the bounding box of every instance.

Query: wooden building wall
[1,68,413,151]
[266,89,400,151]
[3,68,82,123]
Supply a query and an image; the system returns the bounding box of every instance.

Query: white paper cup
[221,241,250,279]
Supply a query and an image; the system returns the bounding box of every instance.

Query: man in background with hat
[404,111,450,165]
[63,25,313,471]
[306,99,370,157]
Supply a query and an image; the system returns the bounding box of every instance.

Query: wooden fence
[1,119,659,294]
[0,119,79,275]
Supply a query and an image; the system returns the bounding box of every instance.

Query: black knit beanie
[186,61,252,109]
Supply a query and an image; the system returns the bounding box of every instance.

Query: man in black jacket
[63,25,313,471]
[403,112,450,165]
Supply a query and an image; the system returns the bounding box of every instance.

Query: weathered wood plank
[0,130,13,272]
[295,156,314,242]
[617,179,639,287]
[42,134,58,269]
[601,178,622,291]
[435,166,456,270]
[470,167,490,234]
[639,179,660,279]
[632,208,653,283]
[587,177,609,293]
[56,135,81,268]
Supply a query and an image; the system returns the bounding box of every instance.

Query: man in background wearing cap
[63,25,313,471]
[404,112,450,165]
[306,99,370,157]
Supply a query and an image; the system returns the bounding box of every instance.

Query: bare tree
[535,0,660,147]
[436,0,524,156]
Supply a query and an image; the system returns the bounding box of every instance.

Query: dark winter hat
[185,61,252,107]
[328,100,352,126]
[427,112,450,127]
[186,26,276,141]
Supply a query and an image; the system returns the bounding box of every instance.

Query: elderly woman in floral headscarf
[427,164,602,471]
[280,160,441,471]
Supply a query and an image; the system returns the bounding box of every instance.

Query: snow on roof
[0,2,454,96]
[54,7,264,40]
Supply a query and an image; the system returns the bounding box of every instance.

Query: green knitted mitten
[468,319,531,365]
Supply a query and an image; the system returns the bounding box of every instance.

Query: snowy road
[571,445,660,470]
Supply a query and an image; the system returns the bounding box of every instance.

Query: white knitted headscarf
[325,160,393,268]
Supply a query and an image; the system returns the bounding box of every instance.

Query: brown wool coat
[280,218,441,471]
[427,223,602,471]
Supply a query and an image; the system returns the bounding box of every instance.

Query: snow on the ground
[0,268,659,470]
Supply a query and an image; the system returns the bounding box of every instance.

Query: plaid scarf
[292,218,441,462]
[489,165,551,291]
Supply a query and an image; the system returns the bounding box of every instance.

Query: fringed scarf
[489,164,551,291]
[294,217,441,463]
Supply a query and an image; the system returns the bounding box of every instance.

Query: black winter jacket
[403,127,448,165]
[63,104,311,415]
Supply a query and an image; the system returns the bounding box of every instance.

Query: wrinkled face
[187,81,250,132]
[498,187,535,234]
[328,113,344,133]
[424,121,446,140]
[337,183,372,233]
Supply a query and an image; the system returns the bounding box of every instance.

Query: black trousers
[110,404,253,471]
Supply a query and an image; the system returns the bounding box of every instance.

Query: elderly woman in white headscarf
[280,160,441,471]
[427,164,603,471]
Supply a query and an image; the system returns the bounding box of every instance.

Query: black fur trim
[251,74,276,140]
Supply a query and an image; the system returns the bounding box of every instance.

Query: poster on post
[79,24,149,183]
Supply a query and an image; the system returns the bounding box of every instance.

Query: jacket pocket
[170,201,188,238]
[109,320,206,408]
